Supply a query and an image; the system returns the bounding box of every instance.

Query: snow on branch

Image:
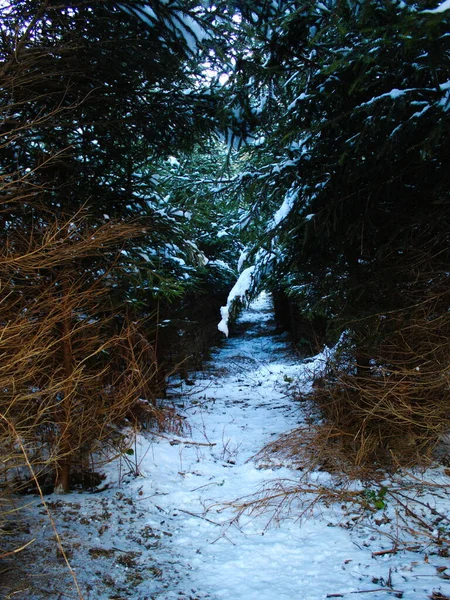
[266,187,298,232]
[118,2,209,55]
[218,266,255,337]
[423,0,450,13]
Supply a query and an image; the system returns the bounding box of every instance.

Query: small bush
[312,297,450,468]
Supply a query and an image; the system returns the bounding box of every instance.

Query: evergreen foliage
[230,0,450,328]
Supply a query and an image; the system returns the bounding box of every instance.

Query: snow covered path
[136,292,361,599]
[102,293,449,600]
[133,293,374,600]
[5,293,450,599]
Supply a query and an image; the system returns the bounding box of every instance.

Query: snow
[357,88,412,109]
[141,5,157,22]
[4,295,450,599]
[411,105,431,119]
[167,156,180,167]
[424,0,450,13]
[208,259,233,272]
[267,187,298,230]
[359,80,450,113]
[287,92,308,112]
[217,266,255,336]
[273,191,297,226]
[171,209,192,220]
[253,135,266,146]
[138,251,152,261]
[237,249,248,272]
[120,4,209,55]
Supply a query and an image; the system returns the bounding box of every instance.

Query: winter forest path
[5,294,449,600]
[102,293,399,599]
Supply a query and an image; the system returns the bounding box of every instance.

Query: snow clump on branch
[217,266,255,337]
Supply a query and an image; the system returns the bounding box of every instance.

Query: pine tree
[229,0,450,336]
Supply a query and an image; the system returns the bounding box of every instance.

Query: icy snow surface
[4,294,450,599]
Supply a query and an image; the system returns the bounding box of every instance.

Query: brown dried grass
[314,301,449,469]
[0,215,164,493]
[263,263,450,474]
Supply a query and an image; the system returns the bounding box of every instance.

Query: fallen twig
[190,481,224,492]
[327,587,404,597]
[371,548,399,557]
[372,544,422,557]
[175,508,222,526]
[0,537,36,559]
[151,431,216,447]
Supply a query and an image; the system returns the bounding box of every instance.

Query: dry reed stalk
[0,415,84,599]
[0,214,166,493]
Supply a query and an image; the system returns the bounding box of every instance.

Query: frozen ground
[2,293,450,599]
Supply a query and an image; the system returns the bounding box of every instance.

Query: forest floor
[2,293,450,600]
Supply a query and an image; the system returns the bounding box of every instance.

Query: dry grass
[0,211,183,593]
[0,215,164,493]
[220,450,450,558]
[230,261,450,550]
[312,299,450,469]
[264,265,450,474]
[0,216,172,592]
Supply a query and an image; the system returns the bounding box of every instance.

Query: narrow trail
[5,294,450,600]
[121,293,384,599]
